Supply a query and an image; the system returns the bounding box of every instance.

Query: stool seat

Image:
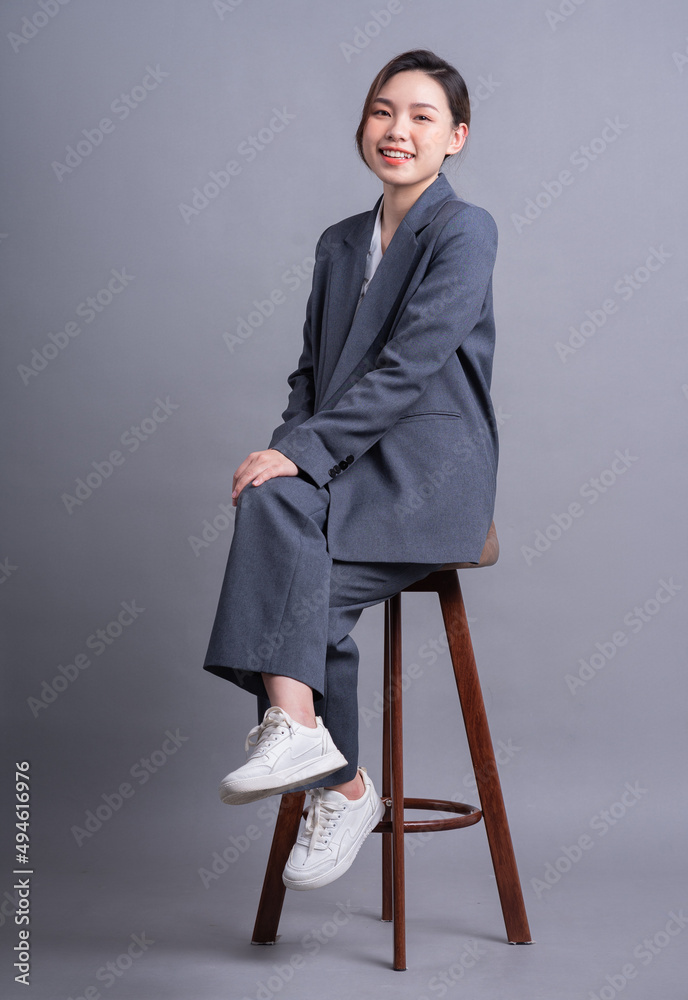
[441,518,499,570]
[250,520,532,970]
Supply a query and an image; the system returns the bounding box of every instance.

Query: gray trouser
[202,470,444,788]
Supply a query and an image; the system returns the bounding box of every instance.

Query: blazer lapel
[317,172,458,411]
[316,199,379,409]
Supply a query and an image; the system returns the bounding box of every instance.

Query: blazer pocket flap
[397,410,463,420]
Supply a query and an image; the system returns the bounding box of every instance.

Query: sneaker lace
[303,789,347,858]
[244,707,292,756]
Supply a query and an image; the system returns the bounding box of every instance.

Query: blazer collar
[318,172,459,410]
[343,170,458,252]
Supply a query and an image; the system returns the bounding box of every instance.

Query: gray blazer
[268,171,499,564]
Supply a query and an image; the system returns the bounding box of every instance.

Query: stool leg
[252,791,305,944]
[437,571,532,944]
[389,592,407,971]
[381,600,393,923]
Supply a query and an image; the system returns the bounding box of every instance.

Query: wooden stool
[251,522,533,970]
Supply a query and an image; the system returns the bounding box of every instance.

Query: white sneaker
[282,766,385,890]
[219,706,347,805]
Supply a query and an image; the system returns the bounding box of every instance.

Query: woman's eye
[371,110,430,121]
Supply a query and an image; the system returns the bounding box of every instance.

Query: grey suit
[203,172,498,787]
[268,170,499,565]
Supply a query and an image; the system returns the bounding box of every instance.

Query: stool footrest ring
[372,797,482,834]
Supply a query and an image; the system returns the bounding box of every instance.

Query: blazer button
[328,467,336,478]
[333,464,341,474]
[346,455,354,463]
[339,460,348,470]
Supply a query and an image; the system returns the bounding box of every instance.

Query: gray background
[1,1,686,998]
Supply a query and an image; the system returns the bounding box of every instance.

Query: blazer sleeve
[266,231,325,451]
[271,205,498,489]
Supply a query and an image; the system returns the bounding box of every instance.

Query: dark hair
[355,49,470,169]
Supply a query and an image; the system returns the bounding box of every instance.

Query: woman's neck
[379,172,439,253]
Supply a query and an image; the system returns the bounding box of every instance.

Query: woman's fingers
[232,451,265,495]
[231,450,299,504]
[260,451,299,484]
[231,458,247,495]
[232,453,259,500]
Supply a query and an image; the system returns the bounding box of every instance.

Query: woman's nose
[386,125,408,140]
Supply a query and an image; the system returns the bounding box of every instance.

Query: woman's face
[361,69,466,190]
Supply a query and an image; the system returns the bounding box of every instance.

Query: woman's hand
[231,449,300,505]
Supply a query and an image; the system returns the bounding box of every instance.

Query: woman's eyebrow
[372,97,440,112]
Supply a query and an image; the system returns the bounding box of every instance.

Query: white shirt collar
[354,198,384,316]
[368,197,384,272]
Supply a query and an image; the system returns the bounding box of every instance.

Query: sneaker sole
[219,749,348,805]
[282,794,386,890]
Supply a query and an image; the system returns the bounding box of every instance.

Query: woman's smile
[379,146,415,164]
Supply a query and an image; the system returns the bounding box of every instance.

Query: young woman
[203,49,499,892]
